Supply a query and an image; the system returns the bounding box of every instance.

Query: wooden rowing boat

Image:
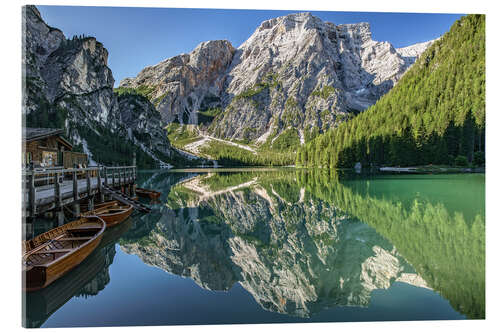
[24,218,134,328]
[136,187,161,200]
[81,204,133,227]
[80,200,119,212]
[22,216,106,292]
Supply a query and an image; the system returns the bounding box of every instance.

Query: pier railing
[22,165,137,217]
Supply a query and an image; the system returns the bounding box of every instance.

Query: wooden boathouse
[22,128,149,239]
[23,128,88,169]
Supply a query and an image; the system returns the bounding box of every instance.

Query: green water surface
[23,169,485,327]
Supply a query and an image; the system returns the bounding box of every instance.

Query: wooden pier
[22,165,138,219]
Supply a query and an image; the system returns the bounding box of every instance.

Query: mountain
[22,5,175,168]
[119,40,236,124]
[297,14,485,168]
[120,12,433,148]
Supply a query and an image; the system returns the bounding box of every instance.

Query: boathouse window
[42,151,57,167]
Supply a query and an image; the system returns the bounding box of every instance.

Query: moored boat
[80,200,119,212]
[22,216,106,292]
[135,187,161,200]
[82,204,134,227]
[24,217,134,328]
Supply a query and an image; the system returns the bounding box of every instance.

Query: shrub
[454,155,469,167]
[473,151,485,166]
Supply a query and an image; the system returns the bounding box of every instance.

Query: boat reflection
[23,217,135,328]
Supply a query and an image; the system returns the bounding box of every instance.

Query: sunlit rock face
[24,5,119,128]
[23,5,172,164]
[120,12,433,143]
[120,40,236,124]
[121,173,428,318]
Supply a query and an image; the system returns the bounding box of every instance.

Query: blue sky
[37,6,463,87]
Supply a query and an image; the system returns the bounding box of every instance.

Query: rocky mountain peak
[120,39,235,123]
[24,5,174,167]
[254,12,319,35]
[119,11,435,144]
[189,40,235,68]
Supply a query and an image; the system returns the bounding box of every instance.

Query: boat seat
[36,249,72,259]
[67,225,101,231]
[37,249,72,254]
[59,237,92,241]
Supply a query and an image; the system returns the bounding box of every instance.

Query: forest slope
[297,14,485,168]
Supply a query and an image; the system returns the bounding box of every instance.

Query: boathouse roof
[24,128,73,149]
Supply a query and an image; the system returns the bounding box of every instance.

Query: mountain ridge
[120,12,435,147]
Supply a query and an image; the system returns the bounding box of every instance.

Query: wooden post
[29,171,36,217]
[56,209,65,226]
[104,166,108,187]
[86,169,91,198]
[72,171,80,217]
[54,172,62,208]
[24,218,34,240]
[88,195,94,211]
[72,171,78,200]
[131,166,136,198]
[54,171,64,226]
[97,166,104,202]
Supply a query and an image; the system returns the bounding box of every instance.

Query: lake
[23,168,485,327]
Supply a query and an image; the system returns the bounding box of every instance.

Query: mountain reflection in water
[24,169,484,327]
[123,169,484,319]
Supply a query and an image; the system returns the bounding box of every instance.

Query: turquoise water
[23,169,484,327]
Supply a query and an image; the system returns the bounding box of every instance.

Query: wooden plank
[104,167,108,186]
[59,237,92,241]
[97,167,102,192]
[54,172,61,208]
[23,165,138,217]
[72,171,78,201]
[86,170,91,197]
[37,249,71,254]
[29,172,36,216]
[103,185,151,213]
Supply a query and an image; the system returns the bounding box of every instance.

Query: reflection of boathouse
[23,128,88,168]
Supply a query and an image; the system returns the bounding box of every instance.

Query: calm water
[23,169,485,327]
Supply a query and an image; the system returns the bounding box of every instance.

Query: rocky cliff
[120,12,434,145]
[120,40,235,125]
[23,5,173,167]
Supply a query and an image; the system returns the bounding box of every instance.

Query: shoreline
[379,165,485,174]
